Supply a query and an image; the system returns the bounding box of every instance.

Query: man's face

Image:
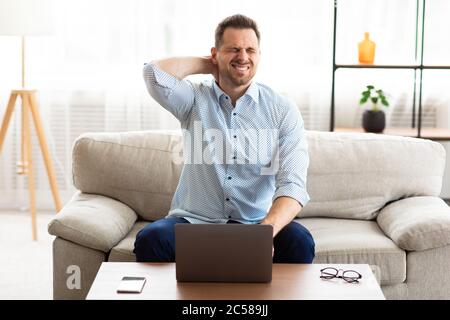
[212,28,260,87]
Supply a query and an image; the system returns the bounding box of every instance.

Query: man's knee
[134,221,173,260]
[275,222,315,263]
[291,222,315,256]
[135,223,168,249]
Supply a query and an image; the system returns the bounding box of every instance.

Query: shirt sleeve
[142,62,195,122]
[272,101,310,207]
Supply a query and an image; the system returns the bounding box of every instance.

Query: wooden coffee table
[86,263,384,300]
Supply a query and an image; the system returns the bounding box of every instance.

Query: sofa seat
[108,221,148,262]
[298,217,406,286]
[109,218,405,286]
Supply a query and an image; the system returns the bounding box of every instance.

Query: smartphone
[116,276,146,293]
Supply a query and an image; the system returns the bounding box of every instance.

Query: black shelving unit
[330,0,450,140]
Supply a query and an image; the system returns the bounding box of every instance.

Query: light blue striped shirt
[143,63,310,224]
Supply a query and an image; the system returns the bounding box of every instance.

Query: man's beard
[219,65,254,87]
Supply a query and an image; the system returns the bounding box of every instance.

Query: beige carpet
[0,210,55,300]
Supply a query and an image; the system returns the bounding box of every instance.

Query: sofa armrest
[48,191,138,252]
[377,196,450,251]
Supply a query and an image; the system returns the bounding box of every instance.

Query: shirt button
[225,96,229,100]
[233,135,237,138]
[226,198,230,201]
[233,112,237,116]
[228,176,232,180]
[232,156,236,159]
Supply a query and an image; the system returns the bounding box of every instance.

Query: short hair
[214,14,261,48]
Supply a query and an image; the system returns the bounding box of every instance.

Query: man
[134,14,315,263]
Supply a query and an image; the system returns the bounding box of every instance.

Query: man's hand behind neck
[152,56,217,81]
[151,56,251,107]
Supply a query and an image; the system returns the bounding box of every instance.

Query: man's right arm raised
[143,56,216,122]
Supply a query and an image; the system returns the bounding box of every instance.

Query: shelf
[335,64,450,70]
[422,65,450,69]
[330,1,450,141]
[335,64,420,69]
[334,127,450,140]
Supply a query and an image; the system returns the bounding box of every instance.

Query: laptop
[175,223,273,283]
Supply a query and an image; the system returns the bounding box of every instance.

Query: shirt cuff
[272,184,310,208]
[144,62,180,89]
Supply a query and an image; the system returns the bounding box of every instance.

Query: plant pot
[362,110,385,133]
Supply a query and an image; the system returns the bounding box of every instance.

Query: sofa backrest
[72,130,446,221]
[303,131,445,219]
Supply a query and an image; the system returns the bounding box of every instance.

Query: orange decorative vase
[358,32,376,64]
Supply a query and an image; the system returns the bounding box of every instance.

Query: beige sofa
[48,130,450,300]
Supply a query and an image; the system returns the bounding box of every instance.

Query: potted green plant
[359,85,389,133]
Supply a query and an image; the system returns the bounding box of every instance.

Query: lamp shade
[0,0,55,36]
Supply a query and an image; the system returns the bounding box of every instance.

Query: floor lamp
[0,0,61,240]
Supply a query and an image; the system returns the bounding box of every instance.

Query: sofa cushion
[108,221,148,262]
[48,192,137,252]
[377,196,450,251]
[300,131,446,220]
[298,217,406,286]
[72,130,183,221]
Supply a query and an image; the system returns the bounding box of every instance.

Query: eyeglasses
[320,267,362,283]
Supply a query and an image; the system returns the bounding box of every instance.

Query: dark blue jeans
[133,217,315,263]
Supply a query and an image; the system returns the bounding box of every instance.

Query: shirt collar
[245,81,259,103]
[212,80,259,104]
